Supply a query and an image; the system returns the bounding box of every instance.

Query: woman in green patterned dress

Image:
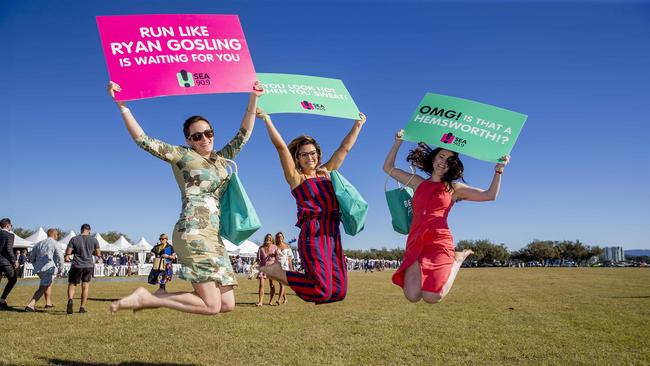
[108,80,264,315]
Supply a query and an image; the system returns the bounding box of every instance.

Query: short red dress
[392,180,455,294]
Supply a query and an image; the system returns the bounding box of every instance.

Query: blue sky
[2,1,649,250]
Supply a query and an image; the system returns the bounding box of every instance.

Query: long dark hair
[406,143,465,192]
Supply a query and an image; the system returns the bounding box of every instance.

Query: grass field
[1,268,649,365]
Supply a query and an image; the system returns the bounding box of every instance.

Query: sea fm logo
[301,100,314,110]
[440,132,455,144]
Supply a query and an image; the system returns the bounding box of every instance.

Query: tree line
[344,239,606,264]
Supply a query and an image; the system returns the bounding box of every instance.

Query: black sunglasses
[189,129,214,142]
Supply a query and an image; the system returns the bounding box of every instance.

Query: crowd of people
[346,259,401,272]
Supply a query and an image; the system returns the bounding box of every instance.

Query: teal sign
[257,73,360,120]
[403,93,527,163]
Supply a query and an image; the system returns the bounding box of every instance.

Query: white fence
[21,263,183,278]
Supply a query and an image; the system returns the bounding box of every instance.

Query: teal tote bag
[219,159,262,245]
[384,170,416,235]
[330,170,368,236]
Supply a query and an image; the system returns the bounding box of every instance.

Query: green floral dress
[135,128,250,286]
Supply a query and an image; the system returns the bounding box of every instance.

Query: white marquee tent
[112,236,133,251]
[95,233,119,252]
[122,237,153,264]
[222,238,239,256]
[12,234,33,249]
[237,240,259,258]
[25,227,47,242]
[59,231,76,245]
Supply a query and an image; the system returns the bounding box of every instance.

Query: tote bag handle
[384,167,416,192]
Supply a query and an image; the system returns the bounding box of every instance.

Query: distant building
[602,246,625,262]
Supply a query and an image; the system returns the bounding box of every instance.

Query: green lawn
[1,268,649,365]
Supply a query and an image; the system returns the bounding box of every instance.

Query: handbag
[152,243,168,271]
[385,168,416,234]
[330,170,368,236]
[219,159,262,245]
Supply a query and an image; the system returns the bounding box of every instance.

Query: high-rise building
[602,246,625,262]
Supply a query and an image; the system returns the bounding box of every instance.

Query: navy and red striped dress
[286,176,347,304]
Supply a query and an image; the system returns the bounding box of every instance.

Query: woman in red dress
[384,130,510,303]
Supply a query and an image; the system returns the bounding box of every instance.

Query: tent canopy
[12,234,33,249]
[122,237,153,253]
[237,240,259,258]
[25,227,47,242]
[113,236,133,250]
[222,238,239,255]
[95,233,119,252]
[59,231,76,245]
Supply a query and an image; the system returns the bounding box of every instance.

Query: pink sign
[96,14,256,101]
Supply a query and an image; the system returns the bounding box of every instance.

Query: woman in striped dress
[255,108,366,304]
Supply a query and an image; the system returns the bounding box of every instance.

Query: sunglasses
[189,129,214,142]
[298,150,319,159]
[160,238,168,241]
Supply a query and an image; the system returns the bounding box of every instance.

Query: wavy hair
[406,143,465,192]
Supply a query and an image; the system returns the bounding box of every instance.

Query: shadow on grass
[88,297,120,302]
[0,306,24,312]
[37,358,199,366]
[610,295,650,299]
[236,301,267,306]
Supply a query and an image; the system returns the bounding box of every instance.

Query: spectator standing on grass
[25,229,65,312]
[254,234,279,307]
[0,218,18,309]
[275,232,294,305]
[148,234,176,293]
[65,224,101,314]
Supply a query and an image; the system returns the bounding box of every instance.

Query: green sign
[257,73,360,120]
[403,93,527,163]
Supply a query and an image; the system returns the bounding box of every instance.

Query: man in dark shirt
[0,218,18,309]
[65,223,101,314]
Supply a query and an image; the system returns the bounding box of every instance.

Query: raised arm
[453,156,510,202]
[108,81,143,140]
[383,130,424,190]
[240,81,265,133]
[216,82,265,160]
[108,81,183,163]
[322,112,366,171]
[256,108,302,188]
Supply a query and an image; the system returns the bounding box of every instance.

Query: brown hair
[275,232,285,246]
[183,115,213,139]
[287,135,322,171]
[46,228,58,237]
[406,143,465,192]
[263,233,274,247]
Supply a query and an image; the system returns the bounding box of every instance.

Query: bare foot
[255,302,263,307]
[455,249,474,263]
[110,287,150,314]
[260,262,288,284]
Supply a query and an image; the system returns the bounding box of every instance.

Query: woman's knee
[202,303,221,315]
[220,298,235,313]
[422,292,442,304]
[404,288,422,303]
